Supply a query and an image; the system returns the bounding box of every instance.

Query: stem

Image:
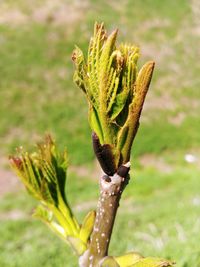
[89,192,121,265]
[86,170,130,267]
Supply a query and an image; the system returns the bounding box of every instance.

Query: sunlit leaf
[115,252,143,267]
[67,236,87,256]
[130,257,174,267]
[79,210,96,244]
[99,256,120,267]
[72,23,155,166]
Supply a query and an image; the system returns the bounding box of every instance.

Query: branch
[86,163,130,266]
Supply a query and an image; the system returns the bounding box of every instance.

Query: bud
[72,22,155,168]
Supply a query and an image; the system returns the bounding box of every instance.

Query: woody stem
[87,173,129,266]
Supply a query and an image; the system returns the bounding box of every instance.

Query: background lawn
[0,0,200,266]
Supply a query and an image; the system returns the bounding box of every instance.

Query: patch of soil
[139,154,173,173]
[168,112,185,126]
[0,169,22,197]
[0,209,27,221]
[191,0,200,35]
[69,160,102,180]
[0,0,89,27]
[144,92,176,112]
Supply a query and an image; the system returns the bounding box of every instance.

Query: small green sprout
[10,22,175,267]
[72,22,154,171]
[9,135,95,256]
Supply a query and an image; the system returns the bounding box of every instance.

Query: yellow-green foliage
[9,136,96,256]
[99,254,174,267]
[72,22,155,166]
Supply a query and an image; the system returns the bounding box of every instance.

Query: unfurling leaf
[89,106,103,143]
[130,257,174,267]
[72,23,155,167]
[115,251,143,266]
[33,205,53,223]
[9,135,69,206]
[67,236,87,256]
[79,210,96,244]
[121,61,155,162]
[110,90,130,121]
[33,205,66,239]
[99,256,120,267]
[10,136,81,251]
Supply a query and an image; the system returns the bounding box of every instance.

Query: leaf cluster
[72,22,154,167]
[10,135,95,256]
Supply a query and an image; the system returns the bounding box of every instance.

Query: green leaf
[120,61,155,162]
[10,135,80,244]
[89,106,104,143]
[110,90,129,121]
[72,46,87,92]
[117,125,129,152]
[79,210,96,244]
[33,205,66,239]
[99,256,120,267]
[87,23,106,107]
[73,23,155,167]
[73,70,86,93]
[33,205,53,223]
[67,236,87,256]
[130,257,174,267]
[99,29,118,82]
[10,135,68,207]
[115,252,143,267]
[134,61,155,106]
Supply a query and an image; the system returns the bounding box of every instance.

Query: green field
[0,0,200,266]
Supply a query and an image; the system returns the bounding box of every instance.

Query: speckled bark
[84,168,130,267]
[89,191,121,263]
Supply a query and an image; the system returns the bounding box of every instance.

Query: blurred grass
[1,166,200,267]
[0,0,199,164]
[0,0,200,266]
